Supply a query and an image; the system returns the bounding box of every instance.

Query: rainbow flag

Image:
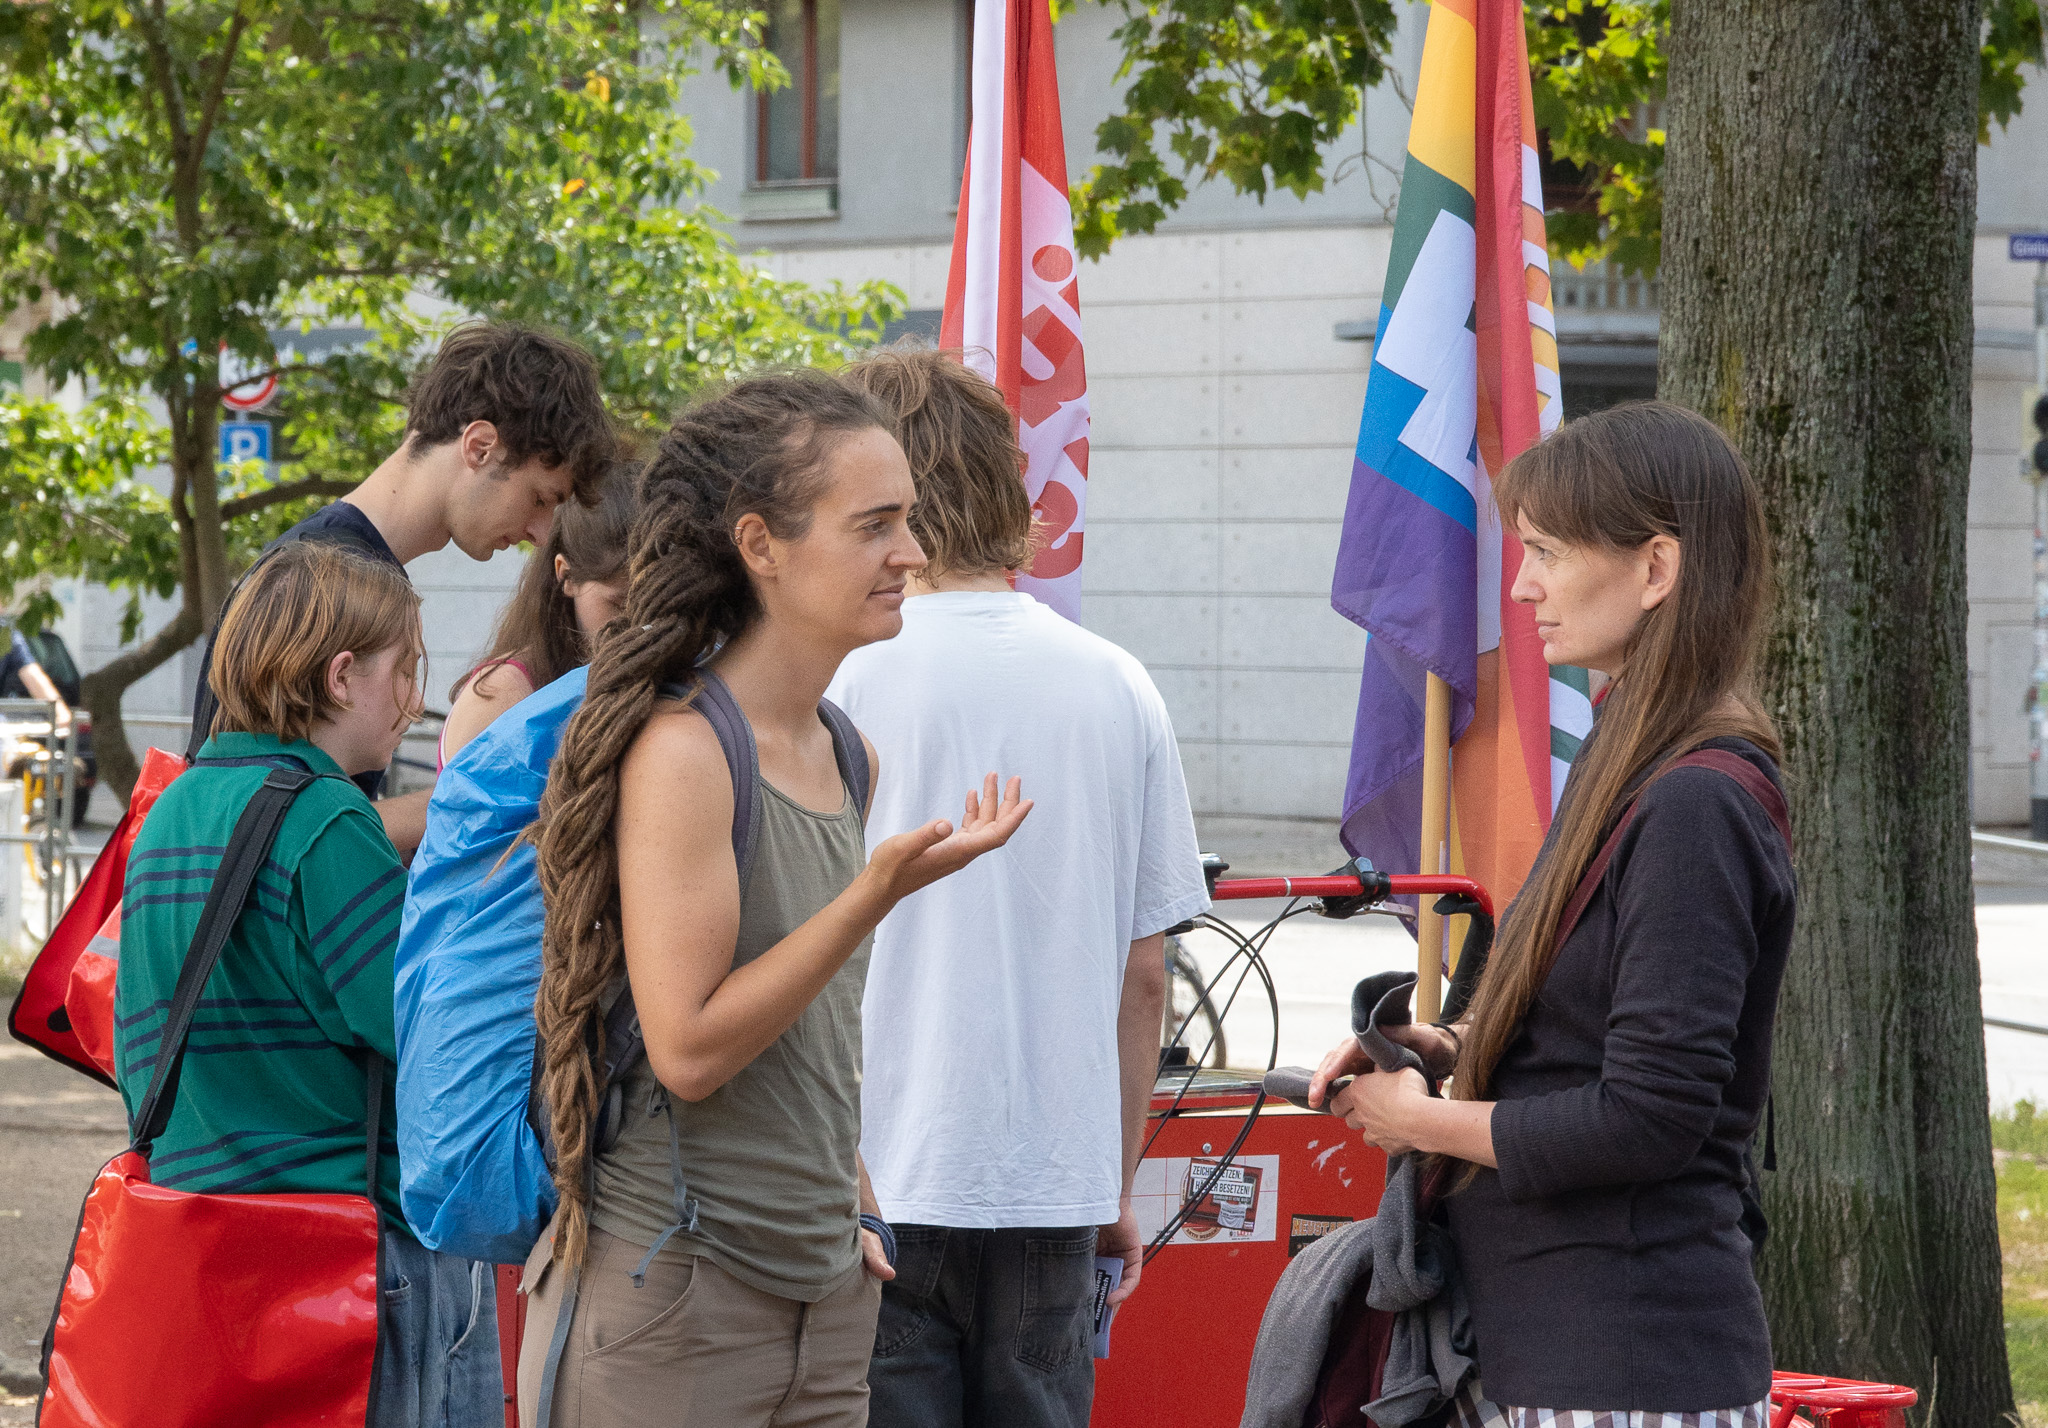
[1330,0,1590,911]
[942,0,1090,618]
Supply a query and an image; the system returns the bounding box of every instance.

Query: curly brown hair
[530,371,894,1267]
[403,321,616,502]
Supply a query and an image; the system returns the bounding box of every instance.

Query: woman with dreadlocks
[1309,402,1795,1428]
[518,371,1031,1428]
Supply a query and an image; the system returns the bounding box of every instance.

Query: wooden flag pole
[1415,672,1452,1021]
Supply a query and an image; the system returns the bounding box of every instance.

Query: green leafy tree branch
[1070,0,2042,271]
[0,0,901,800]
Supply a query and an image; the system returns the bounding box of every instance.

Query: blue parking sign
[220,420,271,464]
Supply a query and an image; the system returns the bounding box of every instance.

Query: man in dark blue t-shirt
[188,321,615,854]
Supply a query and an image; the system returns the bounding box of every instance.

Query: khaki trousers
[518,1223,882,1428]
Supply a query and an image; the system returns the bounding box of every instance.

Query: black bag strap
[1446,747,1791,1033]
[530,670,754,1160]
[131,765,322,1156]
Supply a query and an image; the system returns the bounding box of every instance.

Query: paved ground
[0,1038,126,1420]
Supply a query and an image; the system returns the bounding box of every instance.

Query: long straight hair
[530,372,894,1267]
[1455,401,1780,1102]
[453,461,642,699]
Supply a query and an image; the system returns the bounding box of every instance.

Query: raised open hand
[865,774,1033,905]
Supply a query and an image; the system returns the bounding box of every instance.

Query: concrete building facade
[27,4,2048,841]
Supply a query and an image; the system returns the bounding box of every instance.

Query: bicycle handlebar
[1210,872,1494,919]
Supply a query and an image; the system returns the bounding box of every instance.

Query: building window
[756,0,839,184]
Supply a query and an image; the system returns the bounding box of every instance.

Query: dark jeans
[868,1223,1097,1428]
[374,1223,503,1428]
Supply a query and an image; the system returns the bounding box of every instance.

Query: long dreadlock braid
[532,371,896,1267]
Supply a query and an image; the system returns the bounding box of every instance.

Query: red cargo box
[1091,1074,1388,1428]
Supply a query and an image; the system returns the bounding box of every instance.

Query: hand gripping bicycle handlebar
[1193,854,1496,1023]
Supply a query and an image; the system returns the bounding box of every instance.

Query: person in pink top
[440,462,642,767]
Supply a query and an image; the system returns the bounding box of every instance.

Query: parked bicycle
[1163,933,1229,1069]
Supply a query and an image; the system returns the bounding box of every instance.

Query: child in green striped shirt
[115,540,501,1428]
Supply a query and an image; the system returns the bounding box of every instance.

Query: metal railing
[1551,258,1661,315]
[0,697,88,934]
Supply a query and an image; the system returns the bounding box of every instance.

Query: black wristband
[859,1212,898,1269]
[1432,1021,1463,1070]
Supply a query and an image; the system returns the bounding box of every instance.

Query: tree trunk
[79,600,202,805]
[1661,3,2006,1423]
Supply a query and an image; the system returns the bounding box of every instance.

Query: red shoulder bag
[38,765,386,1428]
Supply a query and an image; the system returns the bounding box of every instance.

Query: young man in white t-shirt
[828,348,1209,1428]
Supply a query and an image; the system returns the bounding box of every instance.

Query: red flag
[941,0,1090,617]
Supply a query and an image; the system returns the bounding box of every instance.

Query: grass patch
[1996,1104,2048,1410]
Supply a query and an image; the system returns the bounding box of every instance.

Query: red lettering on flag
[1021,303,1085,429]
[1030,478,1084,578]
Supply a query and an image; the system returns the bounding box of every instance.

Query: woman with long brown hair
[437,461,641,764]
[1311,401,1796,1427]
[517,371,1031,1428]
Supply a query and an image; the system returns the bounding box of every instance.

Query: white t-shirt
[827,591,1210,1228]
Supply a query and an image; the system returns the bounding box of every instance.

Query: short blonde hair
[211,541,424,744]
[842,346,1037,579]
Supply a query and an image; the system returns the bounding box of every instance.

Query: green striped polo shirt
[113,732,410,1232]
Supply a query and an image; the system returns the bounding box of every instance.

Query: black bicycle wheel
[1164,935,1228,1068]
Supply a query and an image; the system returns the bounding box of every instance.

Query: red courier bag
[7,746,189,1084]
[39,766,385,1428]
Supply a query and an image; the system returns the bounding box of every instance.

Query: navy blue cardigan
[1444,737,1795,1412]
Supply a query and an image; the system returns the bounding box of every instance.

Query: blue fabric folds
[395,667,588,1263]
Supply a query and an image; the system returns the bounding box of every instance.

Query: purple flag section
[1331,448,1478,873]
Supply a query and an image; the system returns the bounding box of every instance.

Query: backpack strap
[1555,746,1792,954]
[565,674,866,1292]
[670,669,761,889]
[817,696,871,816]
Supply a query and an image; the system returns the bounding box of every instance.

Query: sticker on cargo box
[1129,1153,1280,1246]
[1288,1213,1353,1256]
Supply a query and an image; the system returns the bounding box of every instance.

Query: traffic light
[2027,388,2048,477]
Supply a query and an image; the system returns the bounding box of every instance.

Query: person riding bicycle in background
[521,370,1032,1428]
[437,460,642,766]
[827,346,1208,1428]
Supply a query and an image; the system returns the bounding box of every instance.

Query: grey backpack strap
[815,697,870,813]
[672,669,761,885]
[628,1096,701,1288]
[528,674,758,1161]
[531,670,746,1291]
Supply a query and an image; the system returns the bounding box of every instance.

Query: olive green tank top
[588,772,871,1303]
